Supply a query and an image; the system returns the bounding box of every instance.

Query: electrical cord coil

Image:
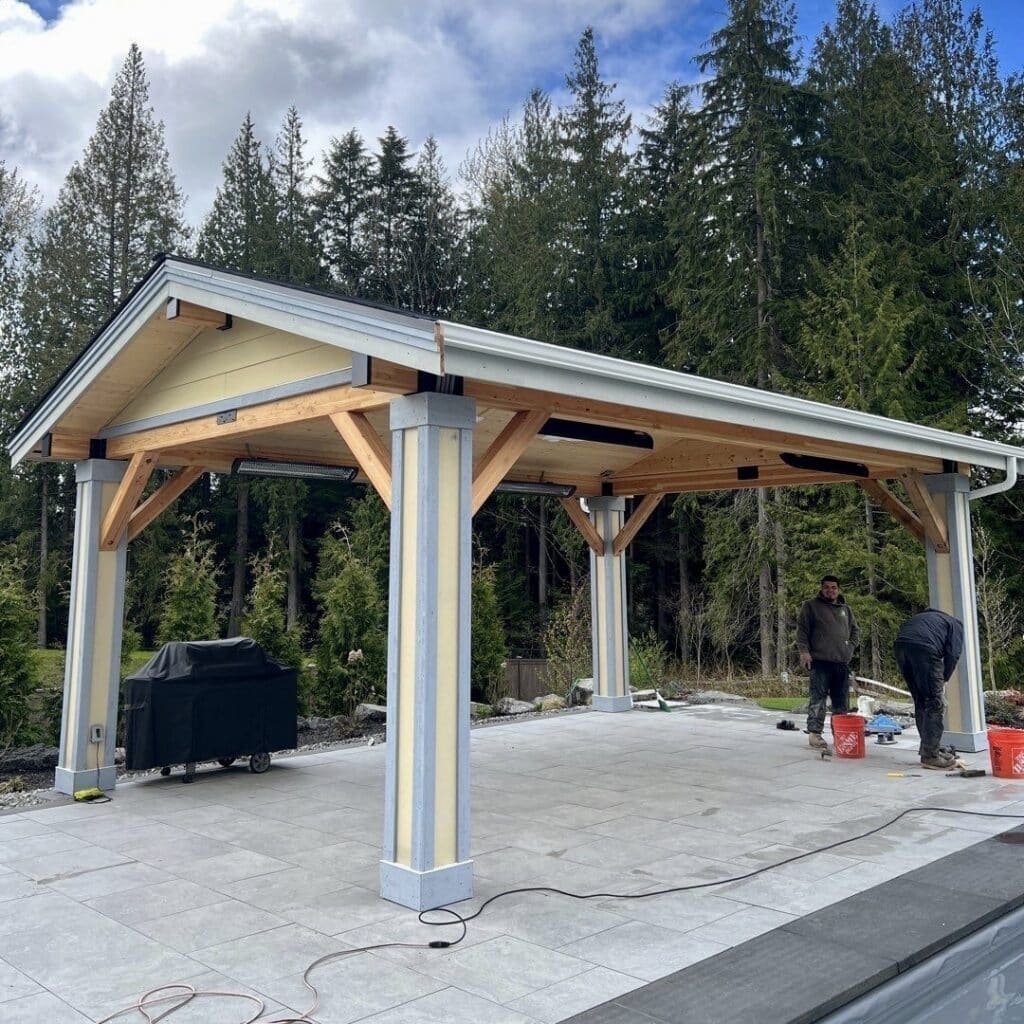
[99,806,1023,1023]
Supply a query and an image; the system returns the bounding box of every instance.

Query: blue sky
[4,0,1022,225]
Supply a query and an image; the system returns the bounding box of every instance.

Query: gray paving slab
[134,898,288,952]
[902,833,1024,905]
[84,878,226,924]
[0,957,42,1002]
[355,985,543,1024]
[507,967,645,1023]
[0,990,93,1022]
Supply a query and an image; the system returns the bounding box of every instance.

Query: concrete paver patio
[0,704,1020,1023]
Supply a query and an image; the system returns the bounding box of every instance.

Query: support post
[55,460,128,794]
[588,496,632,712]
[924,473,987,752]
[381,392,475,910]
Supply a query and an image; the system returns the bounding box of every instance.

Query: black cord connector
[428,940,452,948]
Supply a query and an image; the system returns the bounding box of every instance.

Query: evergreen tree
[406,136,463,315]
[242,549,303,668]
[558,27,633,355]
[158,519,220,643]
[315,129,373,293]
[365,127,416,306]
[271,105,323,285]
[196,113,279,274]
[471,563,508,705]
[0,555,39,746]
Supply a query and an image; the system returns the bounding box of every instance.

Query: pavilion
[8,254,1023,910]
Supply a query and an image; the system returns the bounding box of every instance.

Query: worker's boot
[921,750,957,771]
[808,733,829,751]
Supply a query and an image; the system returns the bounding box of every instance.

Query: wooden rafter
[166,297,230,330]
[612,464,877,495]
[471,408,550,514]
[559,497,605,556]
[126,466,205,542]
[612,493,664,556]
[100,451,158,550]
[857,479,925,544]
[329,411,392,509]
[106,386,396,457]
[900,470,949,553]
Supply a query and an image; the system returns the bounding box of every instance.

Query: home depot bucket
[988,727,1024,779]
[831,714,865,759]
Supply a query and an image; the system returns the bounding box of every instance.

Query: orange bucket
[831,714,866,759]
[988,727,1024,779]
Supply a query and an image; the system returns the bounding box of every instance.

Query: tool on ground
[946,768,987,778]
[820,748,832,759]
[776,718,797,731]
[655,689,672,711]
[864,713,903,744]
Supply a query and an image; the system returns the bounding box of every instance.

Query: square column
[380,392,475,910]
[924,473,986,752]
[55,459,128,794]
[589,496,632,712]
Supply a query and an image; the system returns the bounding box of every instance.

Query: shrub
[472,563,508,705]
[157,517,220,644]
[242,549,303,669]
[0,556,39,746]
[630,629,671,691]
[985,689,1024,728]
[542,586,592,700]
[313,527,385,716]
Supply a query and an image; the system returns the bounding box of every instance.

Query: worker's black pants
[807,660,850,735]
[894,641,946,759]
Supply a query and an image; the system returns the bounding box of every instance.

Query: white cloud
[0,0,696,226]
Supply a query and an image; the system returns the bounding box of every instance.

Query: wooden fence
[503,659,551,702]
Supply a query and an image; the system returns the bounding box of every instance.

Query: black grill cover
[124,639,298,770]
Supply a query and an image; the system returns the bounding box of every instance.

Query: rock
[0,744,59,772]
[686,690,758,707]
[534,693,567,712]
[570,679,593,706]
[114,746,125,766]
[470,702,494,718]
[354,703,388,724]
[494,697,536,716]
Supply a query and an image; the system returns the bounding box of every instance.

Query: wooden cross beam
[471,408,550,514]
[612,493,664,556]
[329,411,393,509]
[166,297,230,330]
[900,470,950,553]
[559,497,605,556]
[100,451,158,550]
[857,479,925,544]
[126,466,206,542]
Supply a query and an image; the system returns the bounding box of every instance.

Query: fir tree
[0,555,39,745]
[471,563,508,705]
[365,127,416,306]
[158,518,220,644]
[196,113,279,275]
[242,549,303,668]
[315,129,373,294]
[271,106,323,285]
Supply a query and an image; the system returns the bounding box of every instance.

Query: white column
[924,473,987,752]
[55,459,128,794]
[380,392,475,910]
[589,496,632,712]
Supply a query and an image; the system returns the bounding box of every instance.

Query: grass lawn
[756,696,805,712]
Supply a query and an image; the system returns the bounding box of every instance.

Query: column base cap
[380,859,473,910]
[943,729,988,754]
[592,694,634,713]
[54,764,116,796]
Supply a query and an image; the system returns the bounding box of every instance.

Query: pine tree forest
[2,4,1024,729]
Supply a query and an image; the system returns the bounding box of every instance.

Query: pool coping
[561,823,1024,1024]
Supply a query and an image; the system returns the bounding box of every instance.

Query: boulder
[0,744,59,772]
[570,679,593,706]
[534,693,567,712]
[494,697,535,716]
[354,703,388,724]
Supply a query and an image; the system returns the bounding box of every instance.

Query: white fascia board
[164,261,439,371]
[440,321,1024,472]
[8,272,171,466]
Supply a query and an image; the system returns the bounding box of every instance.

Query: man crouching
[797,575,860,752]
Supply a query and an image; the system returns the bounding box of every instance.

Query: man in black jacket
[797,576,860,751]
[894,609,965,770]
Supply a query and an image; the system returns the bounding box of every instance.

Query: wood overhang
[39,349,947,500]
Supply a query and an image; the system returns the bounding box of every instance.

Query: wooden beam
[329,411,392,509]
[612,493,664,556]
[857,479,925,544]
[472,408,550,514]
[100,451,158,549]
[106,386,395,457]
[166,297,230,330]
[559,497,605,556]
[126,466,205,542]
[901,470,950,553]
